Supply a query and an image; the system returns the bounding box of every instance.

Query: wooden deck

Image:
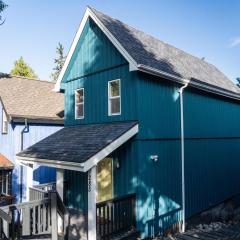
[175,223,240,240]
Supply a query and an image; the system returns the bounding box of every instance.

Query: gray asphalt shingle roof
[17,121,138,164]
[90,7,240,95]
[0,75,64,123]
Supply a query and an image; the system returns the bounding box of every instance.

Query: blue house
[0,74,64,202]
[16,7,240,239]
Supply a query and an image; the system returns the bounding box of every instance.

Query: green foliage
[10,57,38,78]
[50,42,66,82]
[237,78,240,88]
[0,1,7,25]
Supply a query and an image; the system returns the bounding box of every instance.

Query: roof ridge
[6,75,55,84]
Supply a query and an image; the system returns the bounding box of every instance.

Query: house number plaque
[88,171,92,192]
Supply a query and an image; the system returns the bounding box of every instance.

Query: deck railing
[0,191,69,240]
[96,193,136,239]
[29,182,56,201]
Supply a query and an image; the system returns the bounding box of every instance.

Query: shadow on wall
[67,208,88,240]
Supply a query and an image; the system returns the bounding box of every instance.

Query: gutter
[179,82,189,233]
[138,64,240,101]
[20,119,29,202]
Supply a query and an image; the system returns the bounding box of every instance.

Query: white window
[75,88,84,119]
[108,79,121,116]
[2,109,8,134]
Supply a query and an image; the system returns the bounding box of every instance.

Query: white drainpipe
[179,81,189,233]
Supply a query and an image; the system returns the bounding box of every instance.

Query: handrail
[97,193,136,206]
[29,186,48,193]
[0,208,11,223]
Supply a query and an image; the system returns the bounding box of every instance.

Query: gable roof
[55,7,240,100]
[0,75,64,124]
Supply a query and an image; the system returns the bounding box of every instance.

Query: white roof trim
[54,7,138,92]
[16,124,139,172]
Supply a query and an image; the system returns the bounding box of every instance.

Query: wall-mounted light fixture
[150,155,158,162]
[115,158,120,169]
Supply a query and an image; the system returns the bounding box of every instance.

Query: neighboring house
[16,7,240,239]
[0,74,64,202]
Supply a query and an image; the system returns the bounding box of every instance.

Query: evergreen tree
[10,57,38,78]
[237,78,240,88]
[0,1,7,25]
[50,43,66,81]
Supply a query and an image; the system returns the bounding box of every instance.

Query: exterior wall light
[115,158,120,168]
[150,155,158,162]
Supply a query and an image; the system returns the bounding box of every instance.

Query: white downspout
[179,81,189,233]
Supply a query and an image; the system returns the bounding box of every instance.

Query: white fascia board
[16,157,85,172]
[54,7,138,92]
[16,124,139,173]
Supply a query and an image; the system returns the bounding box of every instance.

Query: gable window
[2,109,8,134]
[108,79,121,116]
[75,88,84,119]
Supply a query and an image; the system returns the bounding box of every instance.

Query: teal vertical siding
[136,73,181,139]
[62,14,240,239]
[62,18,127,83]
[64,170,88,213]
[64,65,138,126]
[183,89,240,217]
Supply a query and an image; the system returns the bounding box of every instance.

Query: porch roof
[16,121,138,172]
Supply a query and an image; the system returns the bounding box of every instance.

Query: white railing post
[50,191,58,240]
[56,169,64,200]
[88,166,97,240]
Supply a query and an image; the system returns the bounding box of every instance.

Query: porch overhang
[16,121,138,172]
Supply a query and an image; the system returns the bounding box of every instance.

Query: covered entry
[16,121,138,239]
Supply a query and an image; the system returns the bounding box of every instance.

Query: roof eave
[138,64,240,101]
[11,115,64,125]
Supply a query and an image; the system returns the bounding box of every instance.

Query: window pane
[110,81,120,97]
[76,89,84,104]
[76,104,84,118]
[110,98,120,114]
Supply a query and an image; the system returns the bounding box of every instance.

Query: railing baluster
[106,203,109,238]
[96,194,136,239]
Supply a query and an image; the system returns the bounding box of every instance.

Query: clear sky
[0,0,239,83]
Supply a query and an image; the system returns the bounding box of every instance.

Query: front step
[21,234,51,240]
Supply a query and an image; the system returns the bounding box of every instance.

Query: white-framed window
[108,79,121,116]
[2,109,8,134]
[75,88,84,119]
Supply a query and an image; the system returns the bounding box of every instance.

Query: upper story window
[108,79,121,116]
[75,88,84,119]
[2,109,8,134]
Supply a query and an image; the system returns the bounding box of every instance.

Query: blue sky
[0,0,239,82]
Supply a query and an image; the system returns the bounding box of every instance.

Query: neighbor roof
[55,7,240,100]
[16,121,138,172]
[0,154,14,169]
[0,75,64,124]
